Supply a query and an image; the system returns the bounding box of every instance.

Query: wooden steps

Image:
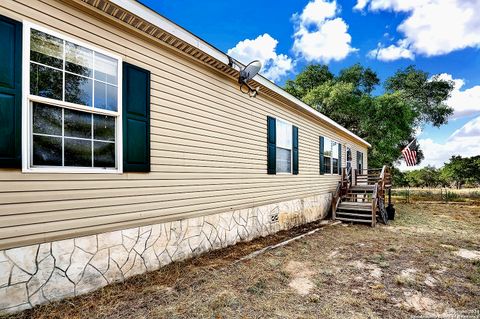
[337,202,371,211]
[332,166,392,227]
[335,217,372,223]
[350,185,375,192]
[335,211,372,218]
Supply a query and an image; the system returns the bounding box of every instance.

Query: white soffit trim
[109,0,371,148]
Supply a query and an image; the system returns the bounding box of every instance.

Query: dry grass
[392,188,480,203]
[4,203,480,319]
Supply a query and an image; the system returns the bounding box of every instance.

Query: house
[0,0,371,313]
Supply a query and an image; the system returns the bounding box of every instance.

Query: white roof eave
[109,0,371,148]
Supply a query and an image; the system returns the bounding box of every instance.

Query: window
[323,137,332,174]
[23,23,122,172]
[332,141,339,173]
[346,147,352,169]
[322,138,339,174]
[276,119,292,173]
[357,151,364,172]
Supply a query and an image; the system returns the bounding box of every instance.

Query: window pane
[32,102,62,136]
[30,29,63,69]
[346,148,352,161]
[94,52,118,84]
[333,158,339,174]
[94,142,115,168]
[65,73,93,106]
[323,137,332,157]
[94,81,118,111]
[332,141,338,159]
[64,109,91,139]
[64,138,91,167]
[93,114,115,141]
[30,64,62,100]
[65,42,93,77]
[276,120,292,149]
[324,155,331,174]
[276,147,291,173]
[33,135,62,166]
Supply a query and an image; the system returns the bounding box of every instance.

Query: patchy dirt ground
[5,203,480,319]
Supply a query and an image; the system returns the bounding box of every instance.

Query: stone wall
[0,193,331,314]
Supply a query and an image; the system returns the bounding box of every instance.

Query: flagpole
[406,137,416,148]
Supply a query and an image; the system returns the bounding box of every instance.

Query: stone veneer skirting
[0,193,331,314]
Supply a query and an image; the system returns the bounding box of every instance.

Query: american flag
[402,139,417,166]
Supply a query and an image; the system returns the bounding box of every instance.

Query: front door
[357,151,364,173]
[346,147,352,170]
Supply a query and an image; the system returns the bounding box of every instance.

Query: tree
[360,93,417,168]
[385,66,454,127]
[302,81,362,133]
[337,63,380,95]
[391,167,408,187]
[285,64,333,99]
[284,64,454,167]
[441,155,480,188]
[399,156,480,189]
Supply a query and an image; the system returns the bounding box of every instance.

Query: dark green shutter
[267,116,276,174]
[0,16,22,168]
[123,62,151,172]
[292,126,298,175]
[319,136,324,175]
[338,143,342,175]
[357,151,362,171]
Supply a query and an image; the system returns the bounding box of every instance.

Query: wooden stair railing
[371,183,378,227]
[333,165,392,227]
[332,167,351,220]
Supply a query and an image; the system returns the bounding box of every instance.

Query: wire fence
[391,187,480,204]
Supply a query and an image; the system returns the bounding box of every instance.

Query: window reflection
[65,73,93,106]
[31,102,116,168]
[64,138,92,167]
[65,42,93,77]
[33,103,62,136]
[64,109,92,139]
[29,29,118,111]
[30,64,63,100]
[30,29,63,68]
[29,27,119,170]
[33,135,62,166]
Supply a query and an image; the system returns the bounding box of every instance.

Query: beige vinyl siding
[0,0,369,250]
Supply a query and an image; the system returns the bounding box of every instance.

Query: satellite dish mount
[228,57,261,98]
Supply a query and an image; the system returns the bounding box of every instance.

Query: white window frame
[331,140,339,174]
[22,21,123,174]
[275,118,293,174]
[323,137,339,175]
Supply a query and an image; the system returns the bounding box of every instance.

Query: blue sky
[140,0,480,169]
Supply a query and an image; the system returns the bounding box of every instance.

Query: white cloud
[227,33,293,82]
[450,116,480,139]
[292,0,356,63]
[353,0,369,11]
[367,39,414,61]
[399,116,480,171]
[436,73,480,119]
[357,0,480,60]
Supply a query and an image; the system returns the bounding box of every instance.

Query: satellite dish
[240,60,262,82]
[228,57,262,97]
